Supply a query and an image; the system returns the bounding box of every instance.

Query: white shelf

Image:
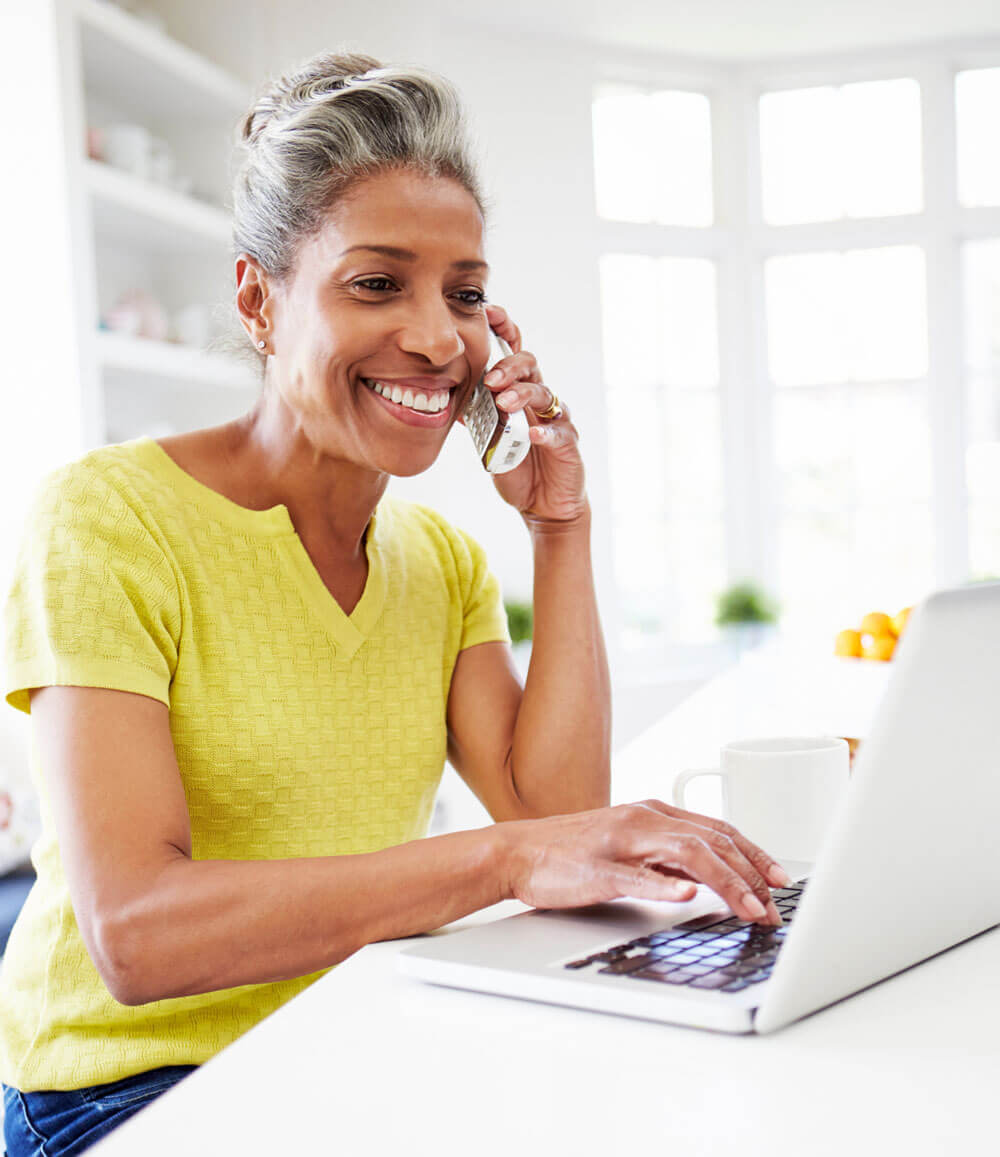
[77,0,249,123]
[96,330,257,392]
[85,157,232,252]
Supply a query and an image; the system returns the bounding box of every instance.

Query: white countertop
[92,644,998,1155]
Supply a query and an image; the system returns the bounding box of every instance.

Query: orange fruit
[892,606,912,637]
[860,612,893,637]
[861,632,896,661]
[834,629,863,658]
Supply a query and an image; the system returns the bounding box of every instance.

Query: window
[593,52,1000,663]
[593,85,713,227]
[766,246,934,630]
[600,254,724,643]
[759,79,923,225]
[956,68,1000,208]
[594,85,722,646]
[963,239,1000,579]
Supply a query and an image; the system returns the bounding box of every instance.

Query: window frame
[593,40,1000,674]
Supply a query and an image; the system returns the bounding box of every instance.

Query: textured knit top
[0,434,510,1092]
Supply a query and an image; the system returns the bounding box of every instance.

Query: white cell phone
[462,331,531,475]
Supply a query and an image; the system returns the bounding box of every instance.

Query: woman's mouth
[362,378,456,428]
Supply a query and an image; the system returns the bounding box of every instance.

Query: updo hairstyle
[216,51,488,373]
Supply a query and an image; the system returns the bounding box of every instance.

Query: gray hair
[213,51,489,375]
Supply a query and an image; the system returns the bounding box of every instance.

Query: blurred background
[1,0,998,843]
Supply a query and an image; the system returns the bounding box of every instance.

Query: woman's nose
[396,299,465,366]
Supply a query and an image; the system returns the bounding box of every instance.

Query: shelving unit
[58,0,259,447]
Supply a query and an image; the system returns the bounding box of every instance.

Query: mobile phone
[462,331,531,475]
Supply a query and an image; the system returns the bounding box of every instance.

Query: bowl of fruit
[832,606,913,772]
[834,607,912,664]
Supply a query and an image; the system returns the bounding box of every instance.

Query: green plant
[504,600,534,644]
[714,582,779,627]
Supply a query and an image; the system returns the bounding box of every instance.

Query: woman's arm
[31,685,509,1007]
[33,684,785,1007]
[444,505,610,823]
[446,301,612,821]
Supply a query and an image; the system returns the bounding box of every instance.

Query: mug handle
[672,767,724,809]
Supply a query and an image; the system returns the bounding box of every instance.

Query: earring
[257,340,266,350]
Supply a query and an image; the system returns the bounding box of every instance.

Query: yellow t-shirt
[0,435,510,1092]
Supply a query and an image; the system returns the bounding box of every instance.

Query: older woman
[0,51,787,1155]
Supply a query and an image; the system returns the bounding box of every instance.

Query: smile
[362,379,452,413]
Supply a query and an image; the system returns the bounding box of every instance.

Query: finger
[496,384,559,419]
[652,833,777,925]
[484,305,522,353]
[483,353,542,393]
[603,862,699,903]
[637,799,792,891]
[681,822,780,923]
[620,804,778,924]
[528,424,575,449]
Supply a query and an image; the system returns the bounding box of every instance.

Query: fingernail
[484,370,502,385]
[766,901,783,925]
[497,390,517,408]
[742,893,766,918]
[767,864,792,887]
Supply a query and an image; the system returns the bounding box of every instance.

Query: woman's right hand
[497,800,791,925]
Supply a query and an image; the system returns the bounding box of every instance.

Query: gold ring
[535,389,563,421]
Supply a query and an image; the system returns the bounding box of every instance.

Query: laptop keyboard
[562,881,807,994]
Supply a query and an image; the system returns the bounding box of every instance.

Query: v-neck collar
[279,518,387,660]
[133,435,387,660]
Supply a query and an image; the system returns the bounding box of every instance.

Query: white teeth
[365,379,450,413]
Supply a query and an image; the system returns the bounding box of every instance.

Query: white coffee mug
[672,736,850,862]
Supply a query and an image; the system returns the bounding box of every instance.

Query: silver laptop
[398,582,1000,1034]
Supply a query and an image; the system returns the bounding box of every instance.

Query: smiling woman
[1,48,786,1157]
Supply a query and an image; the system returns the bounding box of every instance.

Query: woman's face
[252,168,491,477]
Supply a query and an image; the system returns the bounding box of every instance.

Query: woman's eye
[354,277,396,293]
[453,289,488,307]
[351,279,486,307]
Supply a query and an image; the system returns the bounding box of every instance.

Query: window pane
[765,247,928,386]
[775,385,932,511]
[613,515,726,646]
[607,385,669,517]
[956,68,1000,208]
[657,258,719,387]
[601,252,723,643]
[962,239,1000,579]
[779,505,934,638]
[593,86,713,226]
[760,78,922,225]
[776,383,934,637]
[598,254,659,388]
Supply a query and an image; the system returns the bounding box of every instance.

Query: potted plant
[504,599,533,675]
[715,582,779,658]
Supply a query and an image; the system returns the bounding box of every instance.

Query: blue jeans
[2,1065,198,1155]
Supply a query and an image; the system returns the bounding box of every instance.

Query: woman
[0,51,788,1155]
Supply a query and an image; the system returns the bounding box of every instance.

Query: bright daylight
[0,1,997,1154]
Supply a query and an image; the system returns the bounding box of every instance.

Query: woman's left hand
[472,303,588,526]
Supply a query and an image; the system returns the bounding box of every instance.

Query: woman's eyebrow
[338,244,488,272]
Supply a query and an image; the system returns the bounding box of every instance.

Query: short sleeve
[3,461,181,715]
[448,525,512,652]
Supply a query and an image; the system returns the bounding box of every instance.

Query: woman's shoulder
[20,438,176,557]
[379,494,481,551]
[31,437,157,498]
[377,495,492,586]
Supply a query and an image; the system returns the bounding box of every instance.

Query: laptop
[397,582,1000,1034]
